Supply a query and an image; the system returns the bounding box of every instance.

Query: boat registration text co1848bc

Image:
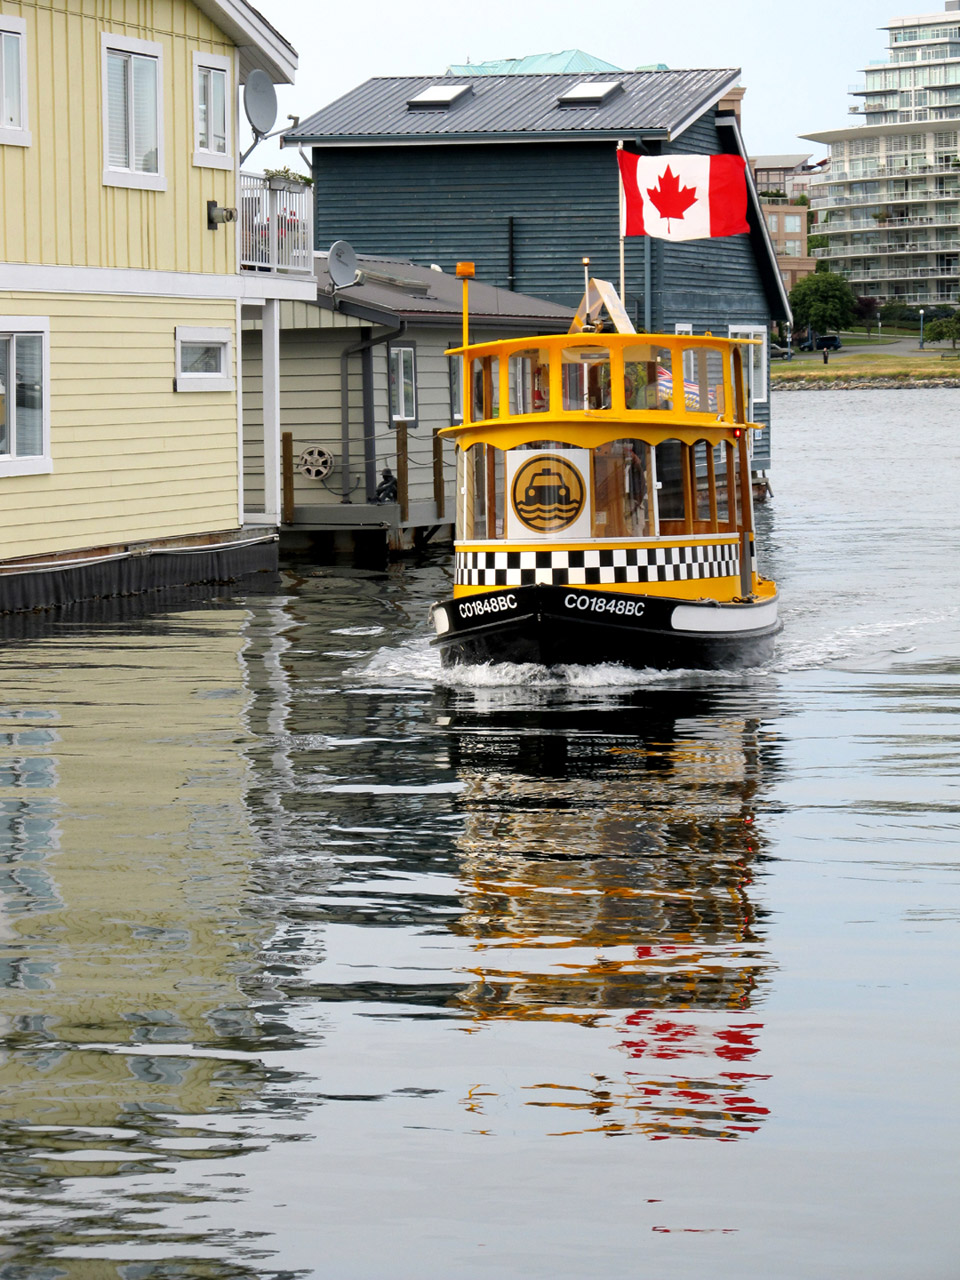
[430,268,780,670]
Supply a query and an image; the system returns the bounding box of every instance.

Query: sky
[246,0,897,174]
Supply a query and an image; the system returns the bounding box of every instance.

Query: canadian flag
[617,152,749,242]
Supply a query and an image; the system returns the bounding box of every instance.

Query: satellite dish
[328,240,359,289]
[244,70,278,136]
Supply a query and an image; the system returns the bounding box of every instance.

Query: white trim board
[0,262,318,303]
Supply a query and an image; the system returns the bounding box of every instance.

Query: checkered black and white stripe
[455,542,746,587]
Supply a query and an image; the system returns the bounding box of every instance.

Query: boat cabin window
[623,344,674,410]
[561,346,610,411]
[459,442,505,539]
[508,348,549,414]
[470,356,500,421]
[677,346,727,415]
[655,438,743,535]
[592,439,653,538]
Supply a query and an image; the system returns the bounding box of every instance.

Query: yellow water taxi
[430,269,779,669]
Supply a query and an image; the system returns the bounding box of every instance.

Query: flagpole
[617,140,626,306]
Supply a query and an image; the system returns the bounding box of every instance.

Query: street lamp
[920,307,925,348]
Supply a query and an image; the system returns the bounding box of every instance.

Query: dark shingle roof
[285,69,740,146]
[315,254,574,328]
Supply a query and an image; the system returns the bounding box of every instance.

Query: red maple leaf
[646,165,698,230]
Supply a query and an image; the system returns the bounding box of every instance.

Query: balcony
[240,172,314,276]
[818,213,960,232]
[841,265,959,281]
[814,239,960,256]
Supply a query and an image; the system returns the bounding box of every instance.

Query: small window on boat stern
[623,344,674,410]
[561,345,610,412]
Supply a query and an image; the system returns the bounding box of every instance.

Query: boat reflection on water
[442,690,777,1140]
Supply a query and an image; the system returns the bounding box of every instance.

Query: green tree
[789,269,856,336]
[854,295,879,336]
[923,313,960,348]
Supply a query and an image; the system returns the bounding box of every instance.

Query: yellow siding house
[0,0,315,610]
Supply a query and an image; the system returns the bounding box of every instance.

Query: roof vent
[407,84,472,111]
[557,79,623,108]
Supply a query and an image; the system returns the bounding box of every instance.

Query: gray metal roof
[285,69,740,146]
[314,254,574,328]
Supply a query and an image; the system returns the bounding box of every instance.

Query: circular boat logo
[511,453,586,533]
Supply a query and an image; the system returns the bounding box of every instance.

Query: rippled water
[1,390,958,1279]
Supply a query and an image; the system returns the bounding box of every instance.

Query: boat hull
[432,586,779,670]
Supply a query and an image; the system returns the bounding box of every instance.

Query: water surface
[0,390,958,1278]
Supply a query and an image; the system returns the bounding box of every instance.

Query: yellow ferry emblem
[510,453,586,533]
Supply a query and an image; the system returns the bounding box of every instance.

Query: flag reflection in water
[445,694,776,1140]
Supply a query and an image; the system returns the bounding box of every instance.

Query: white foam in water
[351,636,761,694]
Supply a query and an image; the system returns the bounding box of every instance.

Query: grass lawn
[771,351,960,383]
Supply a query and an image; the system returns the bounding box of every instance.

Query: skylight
[407,84,472,110]
[557,79,623,107]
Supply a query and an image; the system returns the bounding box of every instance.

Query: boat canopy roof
[442,331,761,450]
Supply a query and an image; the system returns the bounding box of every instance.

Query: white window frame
[192,51,232,171]
[175,326,234,392]
[728,324,768,407]
[389,345,417,424]
[0,15,30,148]
[101,32,166,192]
[0,317,52,477]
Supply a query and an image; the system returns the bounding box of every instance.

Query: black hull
[432,585,779,671]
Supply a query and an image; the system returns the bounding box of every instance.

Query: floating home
[0,0,315,615]
[240,253,573,558]
[285,66,790,475]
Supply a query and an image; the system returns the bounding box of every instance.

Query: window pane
[198,66,210,150]
[180,342,222,374]
[210,67,226,153]
[623,344,673,410]
[107,52,130,169]
[131,54,158,173]
[2,33,21,129]
[389,349,400,417]
[401,348,415,419]
[561,346,609,411]
[15,335,43,456]
[655,440,686,522]
[470,356,498,421]
[508,348,549,414]
[0,338,9,456]
[592,439,651,537]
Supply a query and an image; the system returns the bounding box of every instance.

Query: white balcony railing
[814,240,960,256]
[818,213,960,232]
[240,172,314,275]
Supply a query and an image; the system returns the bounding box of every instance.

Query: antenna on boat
[582,256,590,301]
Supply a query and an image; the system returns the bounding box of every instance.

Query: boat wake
[349,636,772,695]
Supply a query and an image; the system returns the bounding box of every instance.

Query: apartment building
[803,1,960,305]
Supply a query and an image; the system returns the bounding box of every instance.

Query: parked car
[798,334,843,352]
[770,343,792,360]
